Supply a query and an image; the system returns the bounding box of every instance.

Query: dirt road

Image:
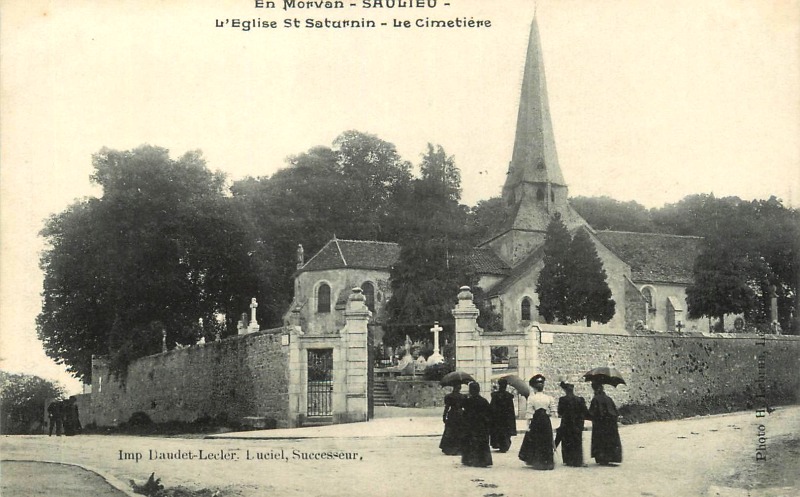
[1,406,797,497]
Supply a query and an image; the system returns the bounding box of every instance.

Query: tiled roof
[594,231,703,285]
[468,248,511,275]
[299,239,512,276]
[298,239,401,273]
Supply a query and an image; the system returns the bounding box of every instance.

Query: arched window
[361,281,375,312]
[536,188,545,201]
[521,297,532,321]
[641,286,656,312]
[317,283,331,313]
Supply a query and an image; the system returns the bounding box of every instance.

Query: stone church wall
[533,330,800,418]
[89,330,288,428]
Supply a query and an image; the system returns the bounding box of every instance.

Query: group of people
[439,374,622,469]
[47,396,82,436]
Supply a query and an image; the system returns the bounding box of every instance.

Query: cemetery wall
[533,330,800,420]
[384,378,443,408]
[89,330,288,427]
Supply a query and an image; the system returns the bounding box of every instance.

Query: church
[288,17,706,338]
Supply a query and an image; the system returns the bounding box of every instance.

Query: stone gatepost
[453,286,492,393]
[339,287,370,423]
[285,305,305,427]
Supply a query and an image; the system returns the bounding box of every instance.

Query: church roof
[485,243,547,297]
[468,248,511,275]
[594,231,704,285]
[298,239,401,273]
[299,239,511,276]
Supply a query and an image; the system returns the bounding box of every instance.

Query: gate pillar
[453,286,491,392]
[339,287,370,423]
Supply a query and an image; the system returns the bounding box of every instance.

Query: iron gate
[307,349,333,416]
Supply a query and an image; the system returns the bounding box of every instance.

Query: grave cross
[430,322,443,356]
[426,322,445,365]
[675,321,685,332]
[248,297,260,332]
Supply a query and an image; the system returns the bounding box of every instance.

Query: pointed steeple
[480,15,589,267]
[503,16,566,201]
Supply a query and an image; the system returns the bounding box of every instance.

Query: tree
[0,371,65,434]
[230,132,414,327]
[535,213,573,323]
[687,238,766,330]
[566,229,615,325]
[38,145,257,381]
[537,216,615,325]
[570,195,655,233]
[467,196,506,244]
[385,144,475,345]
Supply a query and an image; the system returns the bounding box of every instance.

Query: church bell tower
[481,16,588,267]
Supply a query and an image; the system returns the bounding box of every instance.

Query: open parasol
[439,371,475,387]
[583,367,626,387]
[492,373,531,398]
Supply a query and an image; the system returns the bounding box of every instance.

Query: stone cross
[430,322,443,356]
[426,322,445,365]
[675,321,685,332]
[248,297,260,332]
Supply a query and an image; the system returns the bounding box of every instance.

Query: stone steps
[372,380,397,407]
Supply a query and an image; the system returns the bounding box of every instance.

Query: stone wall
[89,330,288,427]
[533,329,800,417]
[385,378,444,408]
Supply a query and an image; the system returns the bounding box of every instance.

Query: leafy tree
[570,195,655,233]
[385,144,475,345]
[230,132,413,327]
[535,213,573,323]
[467,196,506,244]
[686,240,763,330]
[38,145,257,381]
[537,216,615,325]
[566,229,615,325]
[0,371,65,434]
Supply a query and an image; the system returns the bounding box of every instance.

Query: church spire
[480,15,588,267]
[503,15,566,203]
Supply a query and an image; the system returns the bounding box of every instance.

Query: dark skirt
[518,409,554,470]
[490,431,513,453]
[461,431,493,467]
[591,418,622,464]
[440,417,464,455]
[558,426,585,467]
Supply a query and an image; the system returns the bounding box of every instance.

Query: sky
[1,0,798,394]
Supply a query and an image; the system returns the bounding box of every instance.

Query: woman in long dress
[461,382,493,467]
[587,381,622,465]
[439,384,465,455]
[518,374,555,470]
[557,380,588,467]
[490,379,517,453]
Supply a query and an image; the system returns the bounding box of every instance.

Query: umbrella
[492,374,531,398]
[439,371,475,387]
[583,367,626,387]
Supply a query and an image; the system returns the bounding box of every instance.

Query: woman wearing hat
[587,380,622,465]
[489,378,517,453]
[556,379,588,467]
[439,383,465,455]
[461,382,493,467]
[518,374,555,470]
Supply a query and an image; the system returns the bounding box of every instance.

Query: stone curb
[1,458,139,497]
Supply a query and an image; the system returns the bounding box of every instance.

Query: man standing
[47,399,63,436]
